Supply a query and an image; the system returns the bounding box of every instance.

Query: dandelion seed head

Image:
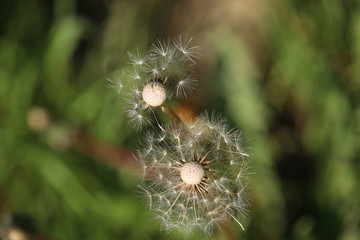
[138,113,251,235]
[106,37,199,129]
[180,162,204,185]
[141,82,167,107]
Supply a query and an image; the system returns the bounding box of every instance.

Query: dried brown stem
[71,131,141,175]
[161,106,182,123]
[218,222,239,240]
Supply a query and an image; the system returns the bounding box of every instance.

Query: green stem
[161,105,182,123]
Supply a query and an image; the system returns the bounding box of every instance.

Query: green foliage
[0,0,359,240]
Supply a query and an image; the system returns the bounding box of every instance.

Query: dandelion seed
[174,36,200,63]
[105,71,123,93]
[128,49,147,66]
[175,75,197,98]
[151,39,175,58]
[141,82,167,107]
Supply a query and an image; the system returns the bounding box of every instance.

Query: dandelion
[107,37,199,129]
[138,113,251,235]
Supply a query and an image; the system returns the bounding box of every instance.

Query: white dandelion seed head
[138,113,251,235]
[106,37,200,130]
[180,162,204,185]
[141,82,167,107]
[106,37,199,128]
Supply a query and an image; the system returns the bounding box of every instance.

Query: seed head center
[142,82,166,107]
[180,162,204,185]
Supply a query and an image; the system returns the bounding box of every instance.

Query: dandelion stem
[71,130,140,174]
[161,106,182,123]
[218,222,238,240]
[150,108,166,131]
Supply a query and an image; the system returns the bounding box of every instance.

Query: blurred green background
[1,0,360,239]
